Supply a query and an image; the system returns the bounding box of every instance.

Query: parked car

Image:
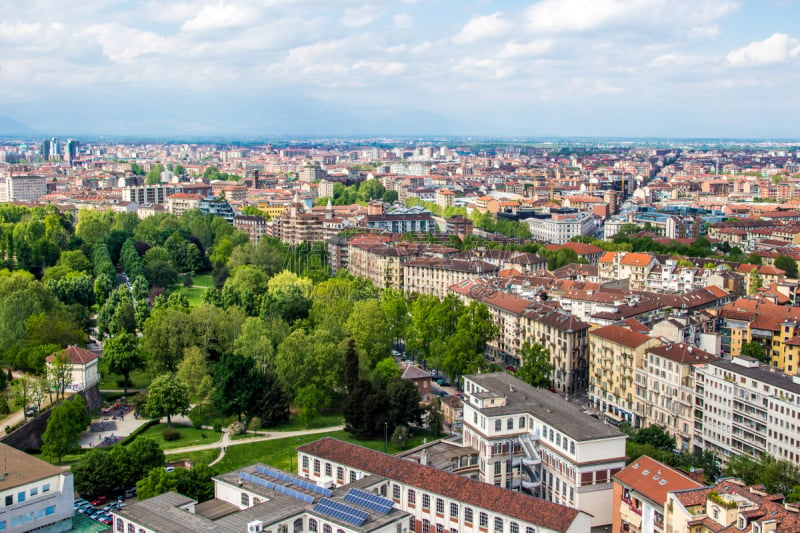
[91,496,108,506]
[24,406,37,417]
[123,487,137,499]
[436,378,450,387]
[438,391,449,398]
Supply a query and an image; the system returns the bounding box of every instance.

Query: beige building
[166,193,203,217]
[403,258,499,298]
[45,346,100,393]
[589,324,663,426]
[635,343,719,452]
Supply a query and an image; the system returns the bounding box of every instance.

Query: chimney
[686,467,704,484]
[420,450,428,466]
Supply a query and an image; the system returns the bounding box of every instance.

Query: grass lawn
[267,412,344,432]
[165,448,220,467]
[176,285,206,307]
[190,274,213,288]
[137,423,221,450]
[97,358,151,391]
[208,428,436,473]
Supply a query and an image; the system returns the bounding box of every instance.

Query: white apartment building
[695,356,800,464]
[461,373,627,528]
[526,211,595,245]
[0,174,47,202]
[298,437,591,533]
[0,443,74,533]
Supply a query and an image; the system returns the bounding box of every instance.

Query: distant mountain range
[0,114,36,137]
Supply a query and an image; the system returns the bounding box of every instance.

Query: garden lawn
[268,412,344,432]
[137,423,221,450]
[190,274,213,288]
[165,448,219,467]
[97,358,151,391]
[176,285,206,307]
[208,428,436,473]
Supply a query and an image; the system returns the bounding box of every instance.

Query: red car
[91,496,108,506]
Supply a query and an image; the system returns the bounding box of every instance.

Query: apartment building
[635,343,719,452]
[233,215,268,241]
[403,258,499,298]
[589,325,663,427]
[347,239,457,291]
[270,199,347,245]
[460,373,627,528]
[612,455,703,533]
[525,210,595,245]
[298,437,592,533]
[666,478,800,533]
[0,443,74,533]
[0,174,47,202]
[598,252,658,290]
[454,249,548,274]
[166,193,203,216]
[694,356,800,464]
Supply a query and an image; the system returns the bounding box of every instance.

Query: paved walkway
[165,425,345,461]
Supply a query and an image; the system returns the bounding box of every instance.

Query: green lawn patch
[190,274,213,288]
[209,428,436,473]
[176,286,206,307]
[267,412,344,432]
[136,423,220,450]
[165,448,220,467]
[97,358,151,391]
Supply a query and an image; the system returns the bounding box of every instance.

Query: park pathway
[165,425,345,464]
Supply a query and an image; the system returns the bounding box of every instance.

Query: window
[495,419,501,431]
[293,518,304,533]
[494,517,504,532]
[302,456,309,470]
[309,518,318,532]
[29,487,37,497]
[117,519,125,532]
[570,441,575,455]
[436,525,444,533]
[314,459,320,474]
[0,521,5,531]
[519,417,525,428]
[436,498,444,514]
[42,483,50,493]
[510,523,519,533]
[480,512,489,528]
[450,503,458,519]
[325,463,332,477]
[410,517,416,530]
[713,507,719,520]
[393,484,401,500]
[337,467,344,482]
[323,525,332,533]
[241,493,250,507]
[3,495,10,506]
[495,462,502,475]
[507,418,513,430]
[408,489,416,505]
[350,471,357,483]
[422,494,430,510]
[422,519,430,533]
[17,492,24,503]
[465,507,473,524]
[127,524,134,533]
[526,529,536,533]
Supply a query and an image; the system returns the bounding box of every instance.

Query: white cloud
[142,2,196,23]
[393,13,412,29]
[688,24,720,41]
[342,5,384,27]
[181,2,258,32]
[497,39,553,58]
[352,60,406,75]
[727,33,800,66]
[525,0,740,34]
[78,23,175,63]
[452,12,511,44]
[648,53,707,68]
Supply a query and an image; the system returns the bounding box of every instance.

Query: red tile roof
[614,455,703,506]
[297,438,583,533]
[46,345,99,365]
[590,324,655,349]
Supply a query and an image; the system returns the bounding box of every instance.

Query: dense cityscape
[0,137,800,533]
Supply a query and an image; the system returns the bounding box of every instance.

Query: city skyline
[0,0,799,138]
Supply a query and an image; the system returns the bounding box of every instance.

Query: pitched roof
[401,365,431,380]
[647,343,719,365]
[619,252,654,267]
[590,324,655,349]
[46,345,99,365]
[614,455,703,506]
[297,438,583,533]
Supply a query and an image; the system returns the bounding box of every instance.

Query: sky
[0,0,799,138]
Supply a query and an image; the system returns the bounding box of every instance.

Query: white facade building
[0,443,74,533]
[461,373,627,529]
[526,211,595,245]
[0,175,47,202]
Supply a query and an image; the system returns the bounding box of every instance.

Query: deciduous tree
[145,373,190,427]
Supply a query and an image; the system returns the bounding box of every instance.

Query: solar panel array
[343,488,394,514]
[256,464,332,497]
[293,477,332,497]
[239,471,313,504]
[274,484,314,504]
[239,472,275,490]
[313,498,368,527]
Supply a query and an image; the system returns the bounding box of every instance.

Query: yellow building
[589,324,662,427]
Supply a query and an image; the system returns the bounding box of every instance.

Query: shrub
[189,411,204,430]
[212,420,222,433]
[162,428,181,441]
[249,417,262,431]
[228,421,246,436]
